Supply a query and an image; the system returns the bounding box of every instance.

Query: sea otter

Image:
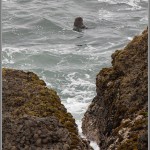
[73,17,88,32]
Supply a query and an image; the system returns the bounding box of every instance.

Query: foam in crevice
[76,120,100,150]
[90,141,100,150]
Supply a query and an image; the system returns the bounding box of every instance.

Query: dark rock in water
[2,68,93,150]
[73,17,88,32]
[82,28,148,150]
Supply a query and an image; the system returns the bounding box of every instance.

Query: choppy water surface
[2,0,148,149]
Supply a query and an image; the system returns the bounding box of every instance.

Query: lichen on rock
[82,28,148,150]
[2,68,93,150]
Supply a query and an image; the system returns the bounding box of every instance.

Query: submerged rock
[2,68,93,150]
[73,17,88,32]
[82,28,148,150]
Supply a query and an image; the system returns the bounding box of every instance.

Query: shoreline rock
[82,28,148,150]
[2,68,93,150]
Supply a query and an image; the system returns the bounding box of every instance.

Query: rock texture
[2,68,92,150]
[82,28,148,150]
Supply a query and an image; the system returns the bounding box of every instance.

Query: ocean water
[2,0,148,149]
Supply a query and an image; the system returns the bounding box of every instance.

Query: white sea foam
[38,44,100,58]
[64,101,89,114]
[127,0,141,10]
[76,120,100,150]
[98,9,113,21]
[2,47,40,55]
[90,141,100,150]
[2,0,12,2]
[85,74,90,79]
[66,72,95,88]
[128,37,133,40]
[61,71,95,119]
[75,120,83,136]
[42,44,76,55]
[140,16,148,22]
[98,0,142,10]
[2,58,14,64]
[2,47,38,67]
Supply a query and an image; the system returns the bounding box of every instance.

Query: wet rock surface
[2,68,92,150]
[82,28,148,150]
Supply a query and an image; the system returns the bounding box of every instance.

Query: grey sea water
[2,0,148,149]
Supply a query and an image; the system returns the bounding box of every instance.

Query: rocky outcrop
[2,68,92,150]
[82,28,148,150]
